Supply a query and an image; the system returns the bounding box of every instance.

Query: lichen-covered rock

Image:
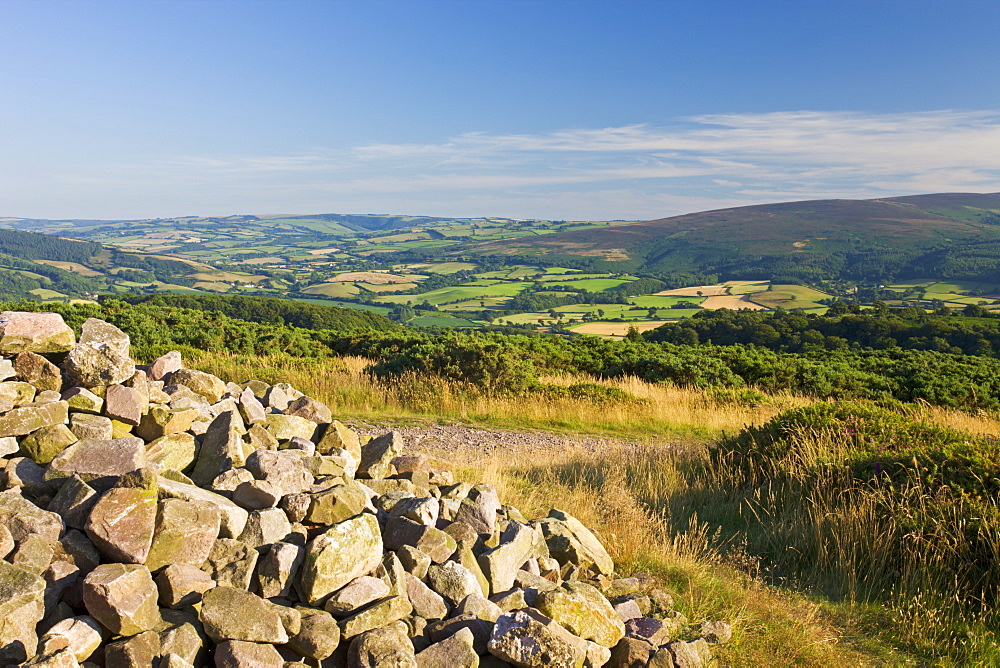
[14,351,63,392]
[416,626,479,668]
[85,485,158,564]
[104,629,160,667]
[287,610,340,660]
[535,509,615,577]
[157,475,248,540]
[199,586,289,644]
[488,609,589,668]
[478,521,543,595]
[169,368,227,403]
[0,400,68,438]
[155,563,216,608]
[339,594,413,638]
[21,423,77,464]
[0,492,64,543]
[536,581,625,649]
[0,311,75,354]
[324,575,391,617]
[47,436,147,492]
[427,561,484,606]
[145,432,198,472]
[146,498,221,570]
[38,616,104,662]
[0,560,47,664]
[147,350,182,382]
[203,538,259,590]
[357,430,403,479]
[62,318,134,387]
[136,406,198,442]
[300,513,383,605]
[189,411,246,486]
[69,413,113,440]
[104,384,147,426]
[213,639,283,667]
[82,563,161,637]
[255,541,303,599]
[348,621,417,668]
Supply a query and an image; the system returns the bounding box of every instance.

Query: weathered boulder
[47,436,147,492]
[145,432,198,472]
[189,411,246,486]
[324,575,391,617]
[199,586,289,644]
[169,368,227,403]
[0,560,47,664]
[0,492,64,543]
[146,498,222,570]
[62,318,134,387]
[85,485,158,564]
[535,509,615,577]
[536,581,625,648]
[478,521,543,595]
[0,400,68,438]
[0,311,75,354]
[38,616,104,662]
[213,639,283,667]
[285,394,333,424]
[69,413,113,440]
[287,610,340,660]
[264,413,316,442]
[82,563,161,637]
[348,621,417,668]
[203,538,259,590]
[357,430,403,479]
[427,561,485,606]
[21,423,77,464]
[62,387,103,414]
[416,626,479,668]
[157,475,249,539]
[147,350,182,382]
[104,384,147,426]
[255,541,303,599]
[488,609,589,668]
[300,513,384,605]
[155,563,216,608]
[340,594,413,638]
[14,351,63,392]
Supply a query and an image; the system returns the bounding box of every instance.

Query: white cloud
[6,110,1000,219]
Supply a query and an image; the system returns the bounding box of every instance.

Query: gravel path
[346,419,692,460]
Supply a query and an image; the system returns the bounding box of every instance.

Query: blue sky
[2,0,1000,220]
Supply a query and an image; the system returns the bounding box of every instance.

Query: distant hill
[475,193,1000,281]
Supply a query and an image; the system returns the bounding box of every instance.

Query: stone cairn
[0,311,731,668]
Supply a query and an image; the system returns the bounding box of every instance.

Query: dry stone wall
[0,312,730,667]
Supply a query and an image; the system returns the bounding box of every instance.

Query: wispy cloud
[7,110,1000,219]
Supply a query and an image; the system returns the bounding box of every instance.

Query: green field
[749,285,831,309]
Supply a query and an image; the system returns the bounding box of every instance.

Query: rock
[398,545,432,579]
[38,616,104,662]
[0,379,36,406]
[62,319,134,387]
[146,498,222,570]
[69,413,113,440]
[305,483,368,525]
[300,513,384,606]
[262,386,291,411]
[389,496,439,526]
[169,368,227,403]
[264,413,316,442]
[324,575,391,617]
[62,387,104,414]
[0,435,17,456]
[0,524,12,559]
[155,563,215,608]
[19,648,80,667]
[0,492,64,543]
[21,423,77,464]
[238,507,292,549]
[12,534,54,575]
[14,351,64,392]
[82,563,160,637]
[145,432,198,472]
[136,406,198,442]
[536,582,625,648]
[189,411,246,486]
[85,485,158,564]
[0,400,68,438]
[232,479,282,509]
[659,639,711,668]
[157,475,249,539]
[285,395,333,424]
[384,516,457,564]
[535,509,615,577]
[158,614,204,665]
[244,448,312,496]
[236,387,266,425]
[147,351,182,382]
[339,594,412,638]
[213,639,284,667]
[347,621,417,668]
[608,636,655,667]
[0,358,12,381]
[317,420,361,458]
[103,384,147,426]
[699,620,732,644]
[255,541,304,599]
[456,484,501,535]
[287,610,340,660]
[427,561,484,606]
[357,430,403,479]
[416,626,479,668]
[104,629,160,667]
[200,586,289,643]
[625,617,673,646]
[0,311,75,354]
[478,522,543,595]
[405,572,449,620]
[47,436,147,492]
[203,538,259,590]
[0,561,47,664]
[488,608,589,668]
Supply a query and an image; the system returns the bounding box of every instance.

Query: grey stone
[357,430,403,480]
[255,541,303,599]
[488,609,589,668]
[427,561,484,606]
[300,513,384,605]
[62,319,134,387]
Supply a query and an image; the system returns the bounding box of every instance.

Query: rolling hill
[475,192,1000,281]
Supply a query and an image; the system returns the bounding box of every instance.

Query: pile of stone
[0,311,730,667]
